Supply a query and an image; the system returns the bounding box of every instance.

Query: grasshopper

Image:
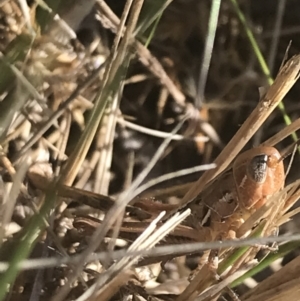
[70,146,285,249]
[183,146,285,241]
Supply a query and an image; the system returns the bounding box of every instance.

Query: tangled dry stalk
[1,1,300,301]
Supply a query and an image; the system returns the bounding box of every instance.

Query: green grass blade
[230,240,300,288]
[0,183,58,301]
[230,0,297,144]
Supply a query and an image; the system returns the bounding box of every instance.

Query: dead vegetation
[1,0,300,301]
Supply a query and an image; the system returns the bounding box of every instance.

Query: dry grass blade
[93,0,135,195]
[75,209,191,301]
[195,269,248,301]
[97,0,186,105]
[262,117,300,146]
[59,0,143,187]
[0,158,30,244]
[117,117,209,141]
[1,232,300,274]
[241,255,300,301]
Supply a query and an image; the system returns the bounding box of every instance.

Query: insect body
[233,146,285,211]
[184,146,285,241]
[73,146,285,244]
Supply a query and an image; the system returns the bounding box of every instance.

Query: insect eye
[247,154,268,183]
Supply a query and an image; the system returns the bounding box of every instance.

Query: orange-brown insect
[233,146,285,211]
[179,146,286,242]
[203,146,284,214]
[73,146,286,245]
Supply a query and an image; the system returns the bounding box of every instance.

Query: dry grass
[1,1,300,301]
